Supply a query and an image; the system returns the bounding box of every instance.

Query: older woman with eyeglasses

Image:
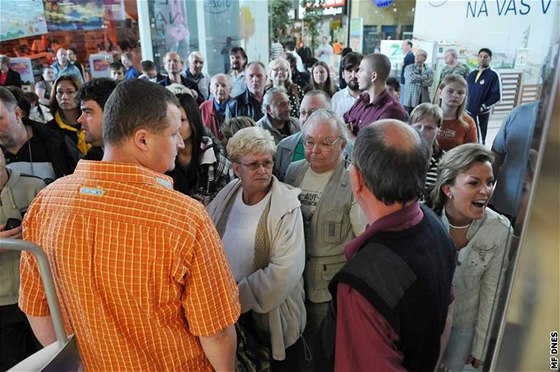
[430,144,511,371]
[207,126,306,370]
[266,58,304,118]
[46,75,88,155]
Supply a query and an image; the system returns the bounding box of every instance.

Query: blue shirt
[125,66,140,80]
[490,102,538,216]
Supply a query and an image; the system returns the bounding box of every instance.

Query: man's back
[323,205,456,371]
[19,161,240,371]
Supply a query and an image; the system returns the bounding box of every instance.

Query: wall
[413,0,559,83]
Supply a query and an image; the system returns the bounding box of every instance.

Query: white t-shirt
[331,87,359,118]
[222,190,271,282]
[299,168,333,233]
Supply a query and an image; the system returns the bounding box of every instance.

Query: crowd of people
[0,38,535,372]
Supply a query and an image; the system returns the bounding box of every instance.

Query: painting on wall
[44,0,105,31]
[0,0,49,41]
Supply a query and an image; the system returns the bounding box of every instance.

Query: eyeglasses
[56,90,77,97]
[235,160,274,171]
[299,109,317,117]
[303,137,342,151]
[272,68,288,73]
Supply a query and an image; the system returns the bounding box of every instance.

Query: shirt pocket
[322,211,344,244]
[305,255,346,303]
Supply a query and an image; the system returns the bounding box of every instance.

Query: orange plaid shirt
[19,160,240,371]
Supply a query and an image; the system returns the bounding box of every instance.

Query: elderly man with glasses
[283,109,366,369]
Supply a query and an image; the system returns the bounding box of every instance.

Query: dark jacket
[319,205,456,372]
[466,68,501,115]
[225,89,264,122]
[0,68,23,88]
[27,118,81,179]
[401,51,415,84]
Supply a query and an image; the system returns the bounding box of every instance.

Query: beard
[347,79,359,90]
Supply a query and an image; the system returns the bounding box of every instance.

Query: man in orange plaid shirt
[19,79,240,371]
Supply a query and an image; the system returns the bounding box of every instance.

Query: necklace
[448,222,471,229]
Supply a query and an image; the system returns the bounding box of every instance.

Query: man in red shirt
[318,120,455,371]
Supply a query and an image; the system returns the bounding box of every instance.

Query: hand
[465,355,482,368]
[0,224,23,239]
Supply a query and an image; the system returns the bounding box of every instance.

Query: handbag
[235,312,271,372]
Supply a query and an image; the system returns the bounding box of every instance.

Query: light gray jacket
[285,160,356,303]
[1,170,45,305]
[442,207,512,360]
[206,176,306,360]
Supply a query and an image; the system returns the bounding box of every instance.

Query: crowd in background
[0,35,537,372]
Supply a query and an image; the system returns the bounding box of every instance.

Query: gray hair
[353,120,428,205]
[430,143,494,212]
[227,126,277,162]
[303,109,349,144]
[302,90,332,110]
[267,58,293,86]
[188,51,204,64]
[262,86,287,113]
[417,49,428,58]
[445,49,458,59]
[0,86,18,111]
[0,55,9,67]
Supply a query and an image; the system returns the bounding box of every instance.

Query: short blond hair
[227,126,276,162]
[410,103,443,128]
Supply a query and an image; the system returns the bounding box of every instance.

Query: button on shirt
[344,90,407,136]
[19,160,240,371]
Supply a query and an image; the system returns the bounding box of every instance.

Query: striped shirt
[19,160,240,371]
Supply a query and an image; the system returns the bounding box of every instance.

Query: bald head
[56,48,68,66]
[353,120,428,205]
[376,119,421,149]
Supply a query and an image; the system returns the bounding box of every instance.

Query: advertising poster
[44,0,105,31]
[9,58,35,84]
[89,53,113,78]
[0,0,49,41]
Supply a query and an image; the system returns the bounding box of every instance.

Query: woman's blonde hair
[433,74,469,131]
[430,143,494,212]
[266,58,293,88]
[227,126,276,162]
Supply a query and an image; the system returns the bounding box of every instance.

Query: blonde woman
[266,58,304,118]
[430,144,511,371]
[435,75,478,151]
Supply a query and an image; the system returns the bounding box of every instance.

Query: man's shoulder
[277,132,301,149]
[199,99,214,111]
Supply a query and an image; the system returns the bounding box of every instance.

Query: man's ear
[349,164,364,196]
[14,106,23,121]
[133,129,150,152]
[371,71,378,84]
